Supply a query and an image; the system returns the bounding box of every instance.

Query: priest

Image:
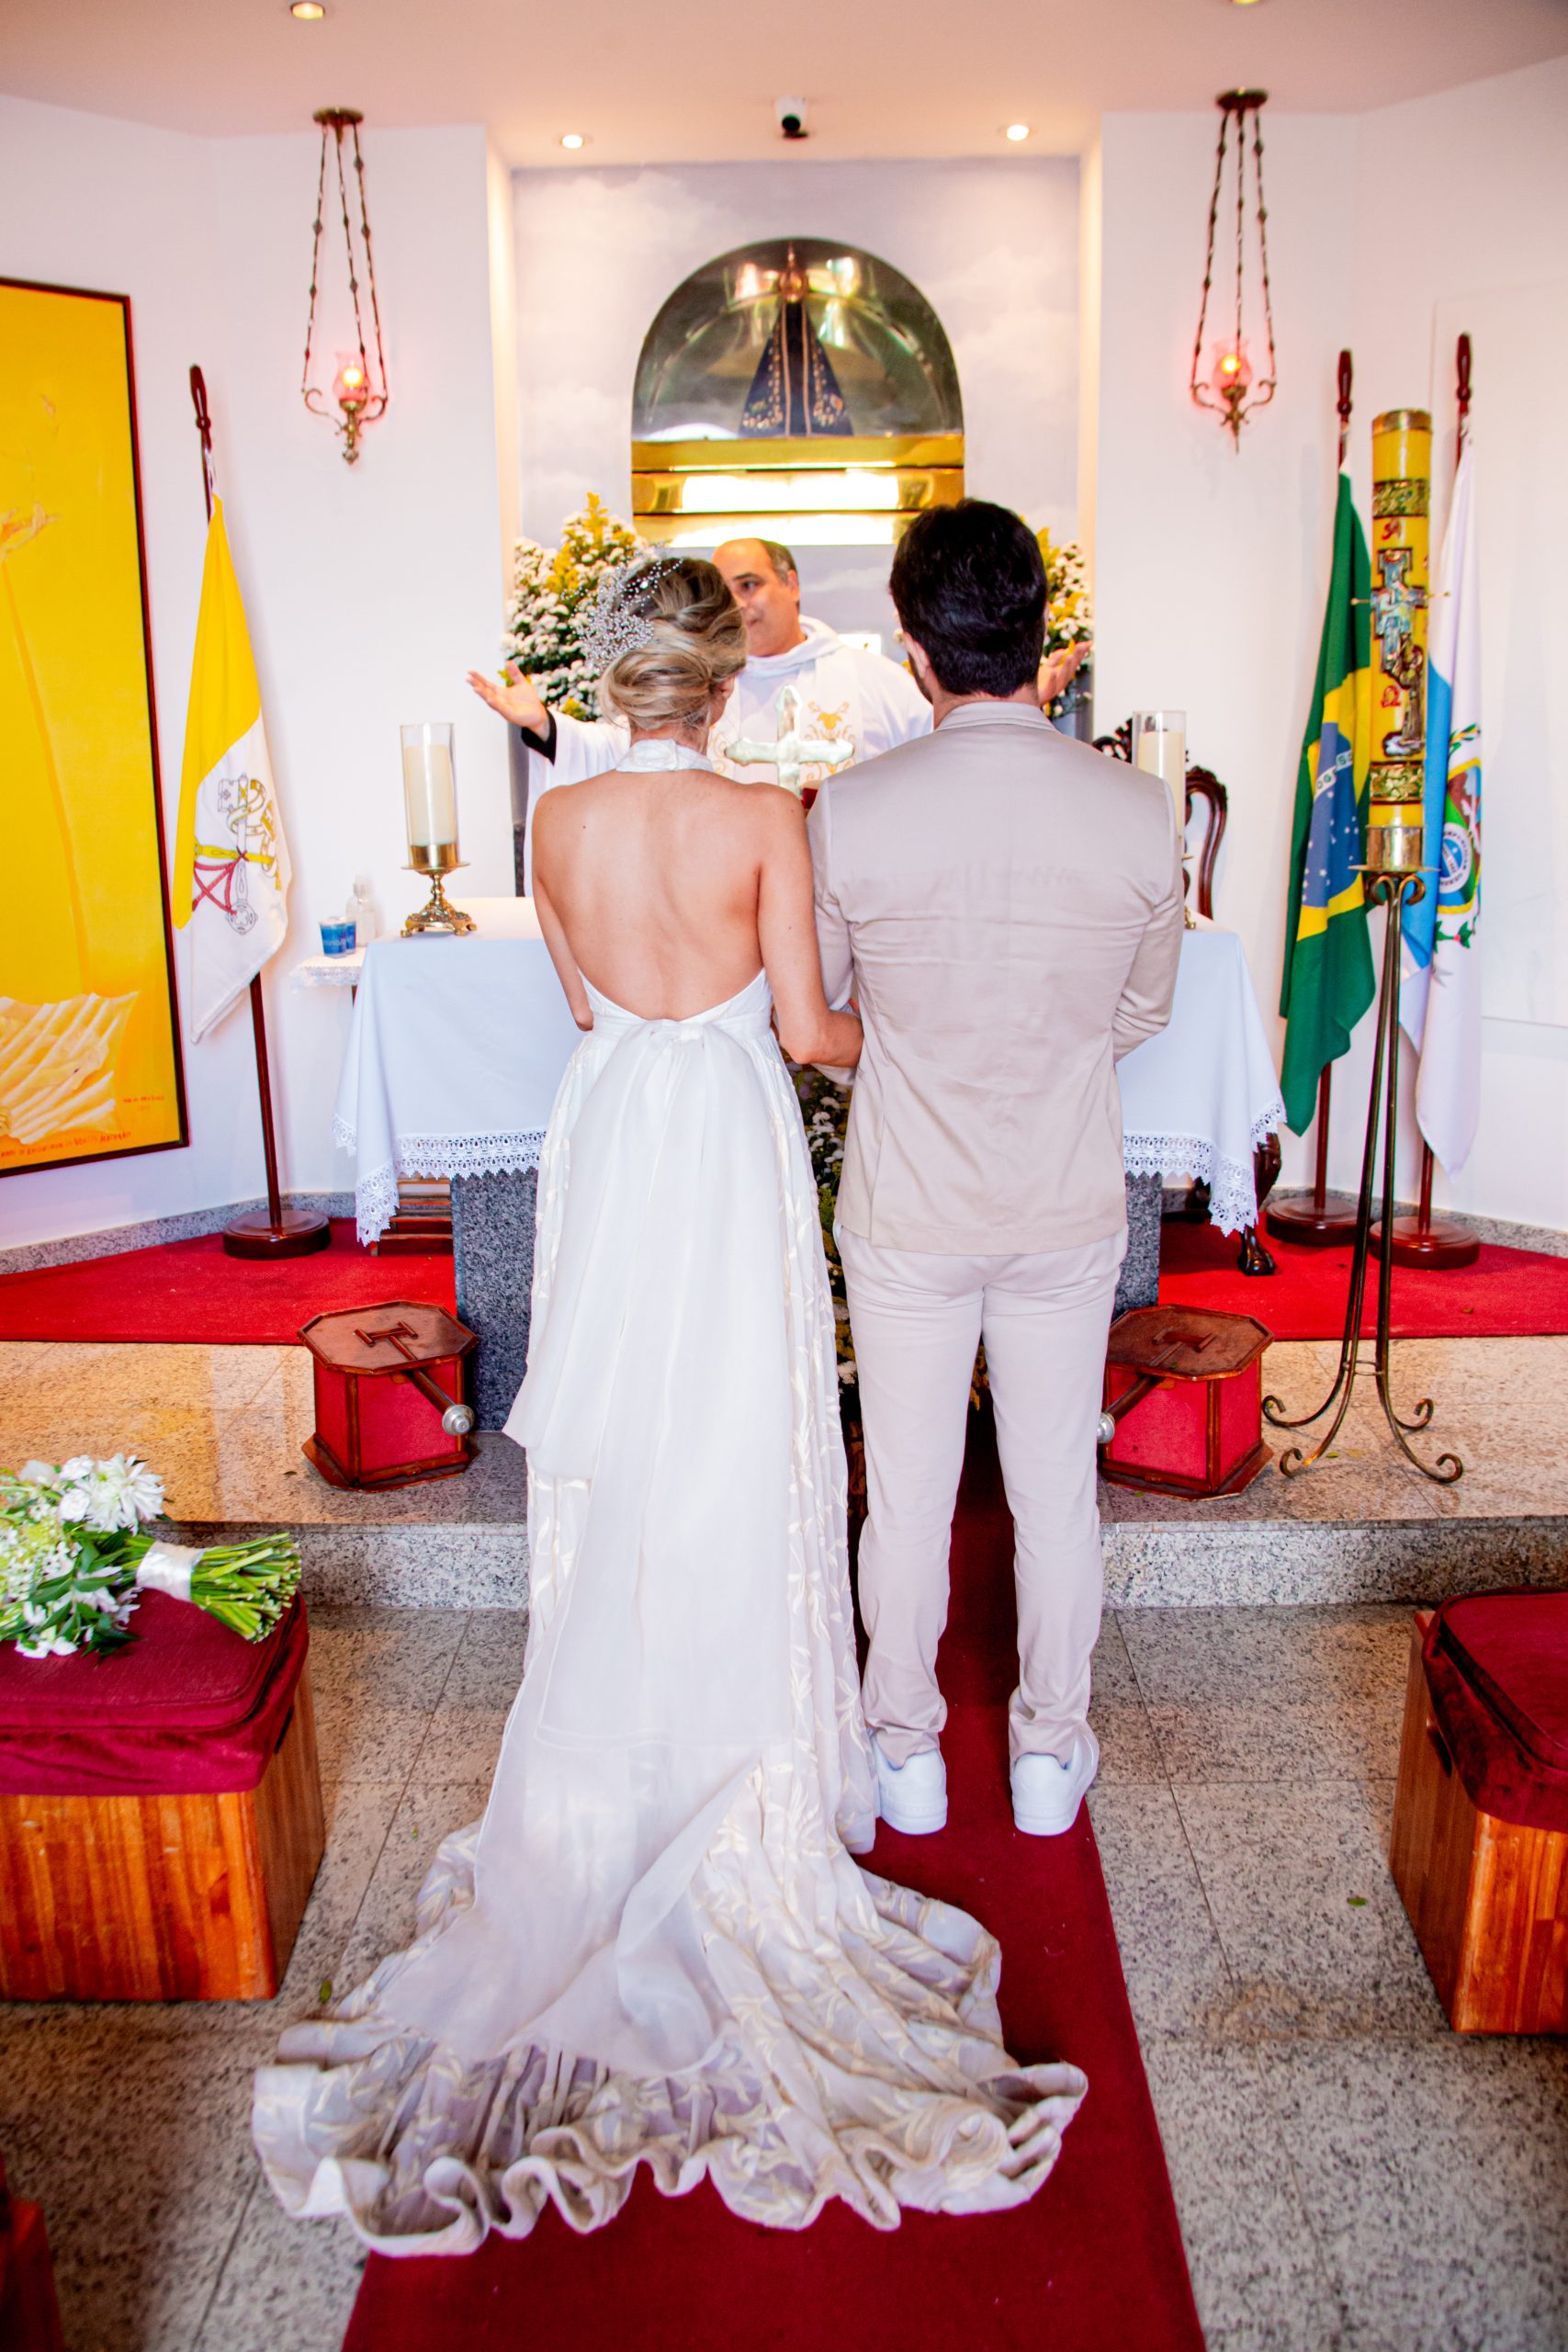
[468,534,1086,876]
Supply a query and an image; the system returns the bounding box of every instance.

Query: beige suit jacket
[808,699,1185,1256]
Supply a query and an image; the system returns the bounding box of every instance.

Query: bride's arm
[531,815,593,1031]
[755,790,863,1069]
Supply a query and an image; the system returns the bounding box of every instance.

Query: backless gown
[252,740,1086,2254]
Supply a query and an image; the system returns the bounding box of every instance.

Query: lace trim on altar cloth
[1122,1098,1286,1237]
[333,1121,548,1244]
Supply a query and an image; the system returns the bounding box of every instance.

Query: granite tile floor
[4,1604,1567,2352]
[3,1333,1568,1532]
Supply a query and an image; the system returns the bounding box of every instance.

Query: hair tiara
[581,556,685,673]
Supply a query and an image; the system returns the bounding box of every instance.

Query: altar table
[331,910,1282,1430]
[1119,925,1285,1238]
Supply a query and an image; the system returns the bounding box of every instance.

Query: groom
[809,500,1184,1838]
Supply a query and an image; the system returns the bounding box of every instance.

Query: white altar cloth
[333,898,585,1243]
[333,904,1284,1247]
[1118,927,1285,1234]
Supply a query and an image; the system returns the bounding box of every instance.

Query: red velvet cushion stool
[1389,1595,1568,2034]
[0,1591,324,2002]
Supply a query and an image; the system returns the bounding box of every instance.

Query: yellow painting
[0,279,186,1175]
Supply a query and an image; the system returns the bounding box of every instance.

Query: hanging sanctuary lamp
[1190,90,1278,447]
[300,107,389,464]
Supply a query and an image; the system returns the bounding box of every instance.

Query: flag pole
[188,366,330,1261]
[1267,348,1361,1250]
[1378,334,1479,1272]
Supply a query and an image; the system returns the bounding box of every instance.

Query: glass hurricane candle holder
[1131,709,1196,927]
[400,723,475,935]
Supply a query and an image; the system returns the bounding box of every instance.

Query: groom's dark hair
[890,500,1047,698]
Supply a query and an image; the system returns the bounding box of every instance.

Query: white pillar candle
[400,724,458,851]
[1131,709,1187,829]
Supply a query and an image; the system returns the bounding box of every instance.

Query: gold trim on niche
[631,434,965,474]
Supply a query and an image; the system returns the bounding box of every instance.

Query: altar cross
[728,684,856,798]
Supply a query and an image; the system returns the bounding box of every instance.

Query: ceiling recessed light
[1004,123,1031,142]
[559,132,586,150]
[289,3,326,18]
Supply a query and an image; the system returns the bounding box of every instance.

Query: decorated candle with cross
[1367,408,1431,871]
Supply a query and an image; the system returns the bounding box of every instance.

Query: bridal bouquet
[0,1455,301,1661]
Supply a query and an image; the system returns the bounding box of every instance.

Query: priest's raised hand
[466,659,549,733]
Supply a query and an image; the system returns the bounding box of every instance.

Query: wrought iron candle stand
[1262,868,1463,1484]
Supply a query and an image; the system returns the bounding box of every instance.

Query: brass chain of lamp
[300,107,389,464]
[1190,90,1278,446]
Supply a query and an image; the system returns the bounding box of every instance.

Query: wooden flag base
[223,1207,332,1261]
[1265,1193,1359,1249]
[1371,1142,1480,1271]
[1265,1069,1357,1248]
[1371,1213,1480,1271]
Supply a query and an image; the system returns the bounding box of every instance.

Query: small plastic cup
[320,920,356,956]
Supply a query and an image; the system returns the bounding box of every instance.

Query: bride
[253,558,1086,2253]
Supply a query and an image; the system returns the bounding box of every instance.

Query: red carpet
[1160,1216,1568,1340]
[0,1221,455,1347]
[343,1419,1203,2352]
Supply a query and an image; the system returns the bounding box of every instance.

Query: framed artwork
[0,277,187,1178]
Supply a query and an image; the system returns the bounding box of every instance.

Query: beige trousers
[838,1227,1124,1770]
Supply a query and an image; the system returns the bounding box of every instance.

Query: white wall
[1091,60,1568,1230]
[0,99,514,1249]
[6,58,1565,1248]
[1344,61,1568,1225]
[512,156,1079,644]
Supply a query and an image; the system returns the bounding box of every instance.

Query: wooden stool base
[0,1667,326,2003]
[1388,1616,1568,2034]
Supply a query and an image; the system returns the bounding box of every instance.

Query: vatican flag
[173,500,291,1040]
[1404,439,1483,1170]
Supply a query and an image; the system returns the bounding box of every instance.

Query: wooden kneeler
[1099,1306,1271,1498]
[1390,1608,1568,2034]
[0,1595,324,2003]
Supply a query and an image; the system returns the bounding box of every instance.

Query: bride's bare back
[532,763,863,1068]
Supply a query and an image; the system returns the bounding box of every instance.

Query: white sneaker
[1010,1728,1100,1837]
[872,1736,948,1835]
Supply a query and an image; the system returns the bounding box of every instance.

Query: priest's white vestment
[521,617,930,881]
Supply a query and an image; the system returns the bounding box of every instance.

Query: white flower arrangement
[0,1457,301,1660]
[1038,530,1093,662]
[502,493,650,721]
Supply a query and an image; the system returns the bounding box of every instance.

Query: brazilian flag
[1279,472,1375,1133]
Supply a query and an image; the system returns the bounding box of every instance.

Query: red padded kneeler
[0,1591,308,1798]
[1422,1593,1568,1834]
[0,1597,324,2001]
[1390,1605,1568,2034]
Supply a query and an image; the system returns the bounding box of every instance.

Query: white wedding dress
[253,741,1086,2255]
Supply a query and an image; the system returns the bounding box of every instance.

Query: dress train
[252,967,1085,2254]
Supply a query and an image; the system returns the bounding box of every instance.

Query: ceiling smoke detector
[775,96,809,141]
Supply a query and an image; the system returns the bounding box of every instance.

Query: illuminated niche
[631,238,964,549]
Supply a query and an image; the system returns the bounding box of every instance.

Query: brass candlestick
[402,842,476,935]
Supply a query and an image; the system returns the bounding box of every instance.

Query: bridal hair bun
[592,557,748,733]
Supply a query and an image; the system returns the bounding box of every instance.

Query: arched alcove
[630,238,964,548]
